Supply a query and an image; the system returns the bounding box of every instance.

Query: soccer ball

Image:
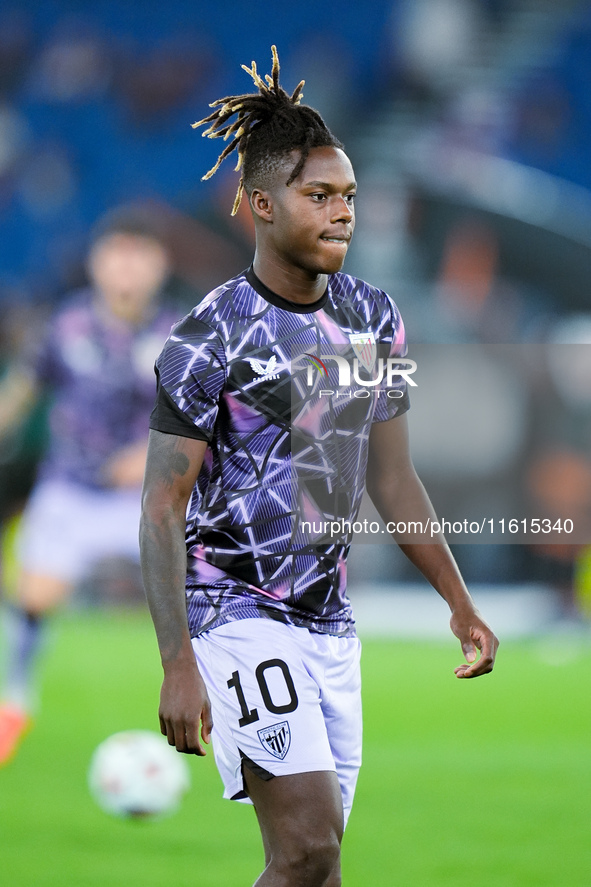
[88,730,190,819]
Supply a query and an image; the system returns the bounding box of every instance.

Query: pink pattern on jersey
[316,310,350,345]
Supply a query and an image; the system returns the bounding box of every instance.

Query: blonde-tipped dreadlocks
[191,45,343,215]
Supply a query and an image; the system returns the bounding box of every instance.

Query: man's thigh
[192,619,362,823]
[245,767,344,884]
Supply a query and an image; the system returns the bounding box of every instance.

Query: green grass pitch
[1,607,590,886]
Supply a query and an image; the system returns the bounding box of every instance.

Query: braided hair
[191,45,343,215]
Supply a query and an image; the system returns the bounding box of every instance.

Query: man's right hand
[159,660,213,756]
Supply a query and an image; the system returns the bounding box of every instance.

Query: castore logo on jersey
[245,355,281,381]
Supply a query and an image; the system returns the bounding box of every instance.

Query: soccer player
[0,207,180,765]
[140,48,498,887]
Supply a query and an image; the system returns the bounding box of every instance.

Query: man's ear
[250,189,274,223]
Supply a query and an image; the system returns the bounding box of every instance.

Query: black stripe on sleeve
[149,370,212,442]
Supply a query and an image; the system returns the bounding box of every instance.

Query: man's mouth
[320,236,350,244]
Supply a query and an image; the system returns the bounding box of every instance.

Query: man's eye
[346,194,356,204]
[311,193,327,201]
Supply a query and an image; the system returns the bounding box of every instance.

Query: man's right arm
[139,428,213,755]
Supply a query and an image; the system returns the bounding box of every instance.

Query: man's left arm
[366,412,499,678]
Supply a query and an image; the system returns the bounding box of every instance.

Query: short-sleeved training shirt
[151,267,408,638]
[33,288,179,489]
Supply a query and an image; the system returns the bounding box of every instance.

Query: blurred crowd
[2,2,589,303]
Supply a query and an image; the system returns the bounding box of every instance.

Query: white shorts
[17,479,142,583]
[192,619,362,825]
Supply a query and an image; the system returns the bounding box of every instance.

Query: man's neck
[252,253,327,306]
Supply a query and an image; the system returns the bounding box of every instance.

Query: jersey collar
[245,266,329,314]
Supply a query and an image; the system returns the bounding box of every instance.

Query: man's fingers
[159,711,211,755]
[201,701,213,746]
[456,627,498,678]
[184,718,206,756]
[160,714,180,748]
[159,714,168,738]
[454,663,471,677]
[455,653,495,678]
[462,641,477,663]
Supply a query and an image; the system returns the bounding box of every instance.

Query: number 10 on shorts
[227,658,299,728]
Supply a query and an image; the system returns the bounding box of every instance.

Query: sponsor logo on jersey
[257,721,291,759]
[245,354,280,381]
[349,331,377,372]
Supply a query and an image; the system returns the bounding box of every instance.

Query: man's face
[88,232,170,321]
[262,146,356,277]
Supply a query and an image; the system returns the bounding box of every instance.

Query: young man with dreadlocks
[140,47,498,886]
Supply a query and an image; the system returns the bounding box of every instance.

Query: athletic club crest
[257,721,291,760]
[349,331,377,372]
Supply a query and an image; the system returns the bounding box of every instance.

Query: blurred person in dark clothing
[0,206,180,765]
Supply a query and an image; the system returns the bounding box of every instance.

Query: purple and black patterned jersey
[151,267,408,638]
[33,288,179,489]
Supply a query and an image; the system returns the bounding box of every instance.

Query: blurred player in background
[140,47,498,886]
[0,206,180,765]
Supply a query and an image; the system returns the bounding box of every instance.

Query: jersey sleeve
[372,291,411,424]
[149,314,227,441]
